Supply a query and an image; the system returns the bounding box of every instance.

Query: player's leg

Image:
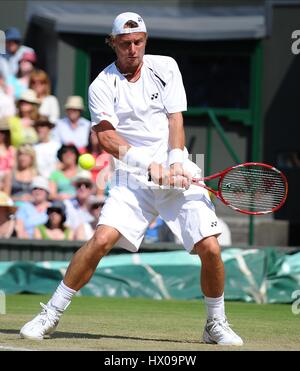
[157,184,243,346]
[193,236,242,345]
[193,236,224,298]
[63,225,120,291]
[20,225,120,340]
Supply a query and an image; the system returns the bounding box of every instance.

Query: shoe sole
[20,332,44,341]
[20,325,57,341]
[203,330,243,346]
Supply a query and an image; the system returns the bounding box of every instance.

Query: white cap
[31,176,50,193]
[112,12,147,35]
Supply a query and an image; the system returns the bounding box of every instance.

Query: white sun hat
[112,12,147,35]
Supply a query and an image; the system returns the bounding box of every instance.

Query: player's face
[113,32,147,72]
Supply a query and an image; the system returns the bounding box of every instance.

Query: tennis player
[20,12,243,346]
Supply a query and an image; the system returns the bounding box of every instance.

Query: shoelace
[37,303,59,326]
[208,317,233,336]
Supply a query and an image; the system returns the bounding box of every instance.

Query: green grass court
[0,295,299,351]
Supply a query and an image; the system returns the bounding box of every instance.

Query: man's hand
[148,162,170,186]
[170,162,191,190]
[148,162,191,189]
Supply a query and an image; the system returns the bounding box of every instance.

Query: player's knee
[195,236,221,261]
[90,231,113,257]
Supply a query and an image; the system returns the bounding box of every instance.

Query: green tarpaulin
[0,249,299,303]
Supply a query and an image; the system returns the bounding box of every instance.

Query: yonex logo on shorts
[0,30,5,54]
[151,93,159,100]
[211,221,218,227]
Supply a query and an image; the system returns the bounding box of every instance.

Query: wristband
[122,146,151,172]
[168,148,184,166]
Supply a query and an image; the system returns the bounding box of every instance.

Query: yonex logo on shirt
[151,93,159,100]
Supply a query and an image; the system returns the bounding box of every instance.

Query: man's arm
[93,121,130,159]
[93,121,157,177]
[168,112,191,189]
[168,112,185,152]
[93,119,189,188]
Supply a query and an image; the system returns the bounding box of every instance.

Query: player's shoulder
[89,62,116,92]
[143,54,179,72]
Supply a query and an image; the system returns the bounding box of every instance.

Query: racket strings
[220,166,287,213]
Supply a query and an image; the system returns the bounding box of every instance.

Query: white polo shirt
[88,55,187,172]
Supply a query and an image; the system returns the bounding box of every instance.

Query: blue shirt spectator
[2,27,35,76]
[144,216,164,243]
[16,201,48,238]
[15,176,51,238]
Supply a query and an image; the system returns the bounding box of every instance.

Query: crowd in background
[0,27,231,245]
[0,26,176,244]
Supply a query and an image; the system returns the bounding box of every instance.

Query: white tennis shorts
[98,162,222,253]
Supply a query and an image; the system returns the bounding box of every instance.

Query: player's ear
[105,35,116,51]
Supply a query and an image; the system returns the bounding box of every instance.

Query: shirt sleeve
[88,79,119,128]
[163,58,187,114]
[16,202,29,221]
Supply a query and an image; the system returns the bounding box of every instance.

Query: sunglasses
[75,182,92,189]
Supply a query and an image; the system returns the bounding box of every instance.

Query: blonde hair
[17,101,39,121]
[29,69,51,96]
[16,144,37,173]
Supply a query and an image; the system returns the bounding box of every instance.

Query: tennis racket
[192,162,288,215]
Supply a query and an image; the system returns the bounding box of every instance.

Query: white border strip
[0,345,38,351]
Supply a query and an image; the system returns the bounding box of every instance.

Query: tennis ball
[78,153,95,170]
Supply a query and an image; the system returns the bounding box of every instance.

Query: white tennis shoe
[203,315,243,346]
[20,303,61,340]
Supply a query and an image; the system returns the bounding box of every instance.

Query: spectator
[34,200,73,241]
[0,71,15,119]
[144,216,165,243]
[52,96,90,151]
[0,117,15,173]
[7,50,37,100]
[9,89,39,147]
[0,191,18,238]
[74,195,105,240]
[49,144,81,201]
[0,118,15,196]
[15,176,51,238]
[0,57,9,82]
[10,144,37,203]
[29,69,60,124]
[2,27,35,77]
[33,119,60,179]
[64,170,95,231]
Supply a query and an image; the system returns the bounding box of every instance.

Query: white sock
[47,281,76,313]
[204,294,225,319]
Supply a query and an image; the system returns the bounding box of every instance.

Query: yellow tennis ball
[78,153,95,170]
